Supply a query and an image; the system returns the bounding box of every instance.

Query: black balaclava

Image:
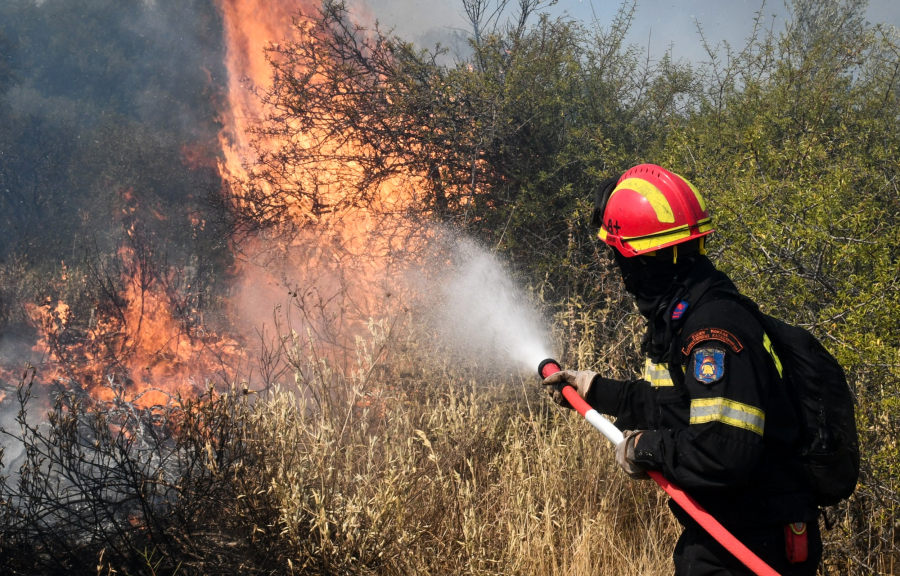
[612,248,694,318]
[611,246,736,362]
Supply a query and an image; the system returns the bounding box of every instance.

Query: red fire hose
[538,359,781,576]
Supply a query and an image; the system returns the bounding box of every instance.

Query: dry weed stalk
[0,308,679,575]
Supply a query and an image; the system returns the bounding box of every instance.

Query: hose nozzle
[538,358,562,379]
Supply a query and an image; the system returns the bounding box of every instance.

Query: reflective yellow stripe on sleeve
[762,333,783,377]
[643,358,674,387]
[689,398,765,436]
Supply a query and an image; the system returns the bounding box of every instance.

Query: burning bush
[0,229,239,407]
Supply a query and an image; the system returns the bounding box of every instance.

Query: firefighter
[543,164,822,575]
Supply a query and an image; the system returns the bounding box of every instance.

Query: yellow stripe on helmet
[623,226,692,251]
[616,218,713,253]
[610,178,675,224]
[681,176,707,212]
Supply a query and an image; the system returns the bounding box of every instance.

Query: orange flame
[216,0,311,184]
[215,0,415,226]
[214,0,423,356]
[1,1,420,405]
[21,246,239,407]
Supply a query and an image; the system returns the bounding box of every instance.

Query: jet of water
[423,237,551,372]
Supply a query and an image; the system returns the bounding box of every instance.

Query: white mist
[423,238,551,373]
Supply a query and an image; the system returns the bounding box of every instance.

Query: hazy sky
[364,0,900,64]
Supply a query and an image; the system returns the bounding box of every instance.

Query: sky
[364,0,900,64]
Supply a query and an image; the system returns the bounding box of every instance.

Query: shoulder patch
[693,347,725,384]
[682,327,744,355]
[671,299,689,320]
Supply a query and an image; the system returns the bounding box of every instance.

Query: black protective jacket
[587,256,817,530]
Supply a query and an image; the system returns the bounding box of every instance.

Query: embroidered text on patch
[682,327,744,355]
[693,347,725,384]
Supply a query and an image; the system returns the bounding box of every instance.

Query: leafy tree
[655,2,900,569]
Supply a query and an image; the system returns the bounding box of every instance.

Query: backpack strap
[730,297,806,425]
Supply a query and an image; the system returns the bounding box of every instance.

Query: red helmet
[596,164,714,257]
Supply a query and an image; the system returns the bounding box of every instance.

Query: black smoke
[0,0,229,263]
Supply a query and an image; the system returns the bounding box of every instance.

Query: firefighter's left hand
[541,369,597,408]
[616,430,650,480]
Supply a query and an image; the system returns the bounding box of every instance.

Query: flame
[216,0,309,184]
[215,0,415,226]
[0,0,419,405]
[19,246,239,407]
[5,178,242,407]
[214,0,423,353]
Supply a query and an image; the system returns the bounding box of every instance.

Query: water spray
[538,358,782,576]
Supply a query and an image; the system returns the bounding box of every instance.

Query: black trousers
[673,521,822,576]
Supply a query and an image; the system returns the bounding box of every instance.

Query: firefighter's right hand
[541,370,598,408]
[616,430,650,480]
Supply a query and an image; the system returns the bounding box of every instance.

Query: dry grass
[0,312,679,575]
[237,380,679,575]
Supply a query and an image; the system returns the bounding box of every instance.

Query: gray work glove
[616,430,650,480]
[541,369,598,409]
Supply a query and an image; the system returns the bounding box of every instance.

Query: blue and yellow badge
[693,347,725,384]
